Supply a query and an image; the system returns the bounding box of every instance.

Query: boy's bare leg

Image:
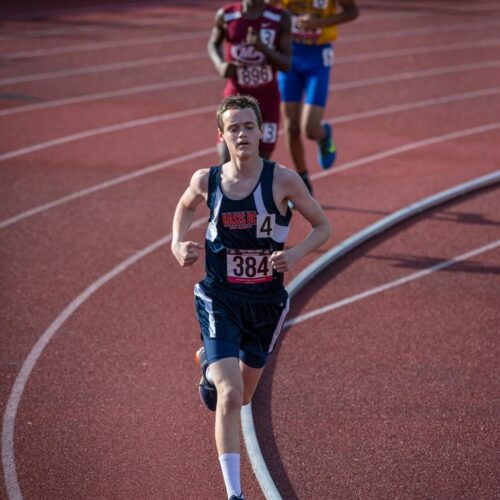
[302,103,326,141]
[240,361,265,406]
[210,357,244,453]
[282,101,307,174]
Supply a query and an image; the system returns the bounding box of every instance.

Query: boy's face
[218,107,263,159]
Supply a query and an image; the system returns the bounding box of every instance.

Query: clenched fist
[269,248,298,273]
[172,241,204,267]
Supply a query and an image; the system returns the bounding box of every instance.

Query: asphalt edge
[241,169,500,500]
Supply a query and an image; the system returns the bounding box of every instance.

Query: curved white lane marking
[329,59,500,92]
[242,170,500,499]
[4,19,499,59]
[4,31,209,59]
[0,105,218,162]
[0,147,215,230]
[0,74,220,119]
[2,27,500,117]
[0,52,207,86]
[1,59,499,160]
[314,122,500,180]
[0,2,212,20]
[1,119,500,231]
[1,217,207,500]
[2,37,499,86]
[285,239,500,328]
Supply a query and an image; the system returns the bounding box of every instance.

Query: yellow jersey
[280,0,338,44]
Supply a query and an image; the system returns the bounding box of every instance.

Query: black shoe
[195,347,217,411]
[229,494,245,500]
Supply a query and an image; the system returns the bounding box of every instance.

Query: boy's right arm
[171,169,209,267]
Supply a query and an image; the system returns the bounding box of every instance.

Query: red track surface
[1,1,499,499]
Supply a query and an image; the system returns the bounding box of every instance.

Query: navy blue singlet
[201,160,292,298]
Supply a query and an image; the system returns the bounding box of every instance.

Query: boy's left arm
[270,167,332,273]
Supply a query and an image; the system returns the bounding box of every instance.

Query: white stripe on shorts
[268,296,290,353]
[194,283,216,338]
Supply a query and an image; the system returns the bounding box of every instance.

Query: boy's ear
[218,129,224,142]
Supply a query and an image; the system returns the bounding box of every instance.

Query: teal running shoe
[317,122,336,169]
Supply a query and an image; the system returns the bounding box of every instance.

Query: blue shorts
[278,42,334,107]
[194,282,290,369]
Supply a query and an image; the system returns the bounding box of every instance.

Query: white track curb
[241,170,500,500]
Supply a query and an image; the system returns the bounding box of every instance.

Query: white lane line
[330,86,500,124]
[0,104,218,162]
[340,19,500,43]
[1,59,499,161]
[336,37,500,64]
[0,147,216,230]
[0,74,219,118]
[330,59,500,91]
[242,170,500,500]
[3,37,499,86]
[0,52,207,86]
[314,122,500,180]
[285,239,500,328]
[0,1,209,19]
[2,44,499,118]
[1,168,498,499]
[3,18,499,59]
[0,14,213,37]
[1,119,500,231]
[1,217,207,500]
[361,0,500,12]
[3,30,209,59]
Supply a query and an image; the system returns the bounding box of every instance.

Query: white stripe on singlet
[224,11,242,22]
[206,187,223,243]
[253,183,289,243]
[263,10,281,23]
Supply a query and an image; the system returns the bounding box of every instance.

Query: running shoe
[229,494,245,500]
[195,347,217,412]
[317,122,336,169]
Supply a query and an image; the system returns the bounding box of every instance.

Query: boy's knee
[219,385,243,413]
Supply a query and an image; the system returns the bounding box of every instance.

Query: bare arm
[207,8,240,78]
[270,166,332,272]
[171,169,209,267]
[207,9,245,78]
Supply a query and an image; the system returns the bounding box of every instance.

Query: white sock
[218,453,241,499]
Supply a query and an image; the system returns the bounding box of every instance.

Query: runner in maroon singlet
[208,0,292,163]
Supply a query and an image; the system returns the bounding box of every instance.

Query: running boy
[171,95,331,499]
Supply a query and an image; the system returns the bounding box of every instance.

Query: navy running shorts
[194,282,290,369]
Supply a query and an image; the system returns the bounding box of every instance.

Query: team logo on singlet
[222,211,257,230]
[231,44,265,64]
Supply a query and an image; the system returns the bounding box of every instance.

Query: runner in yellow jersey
[268,0,359,194]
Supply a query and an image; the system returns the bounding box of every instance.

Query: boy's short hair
[216,95,263,131]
